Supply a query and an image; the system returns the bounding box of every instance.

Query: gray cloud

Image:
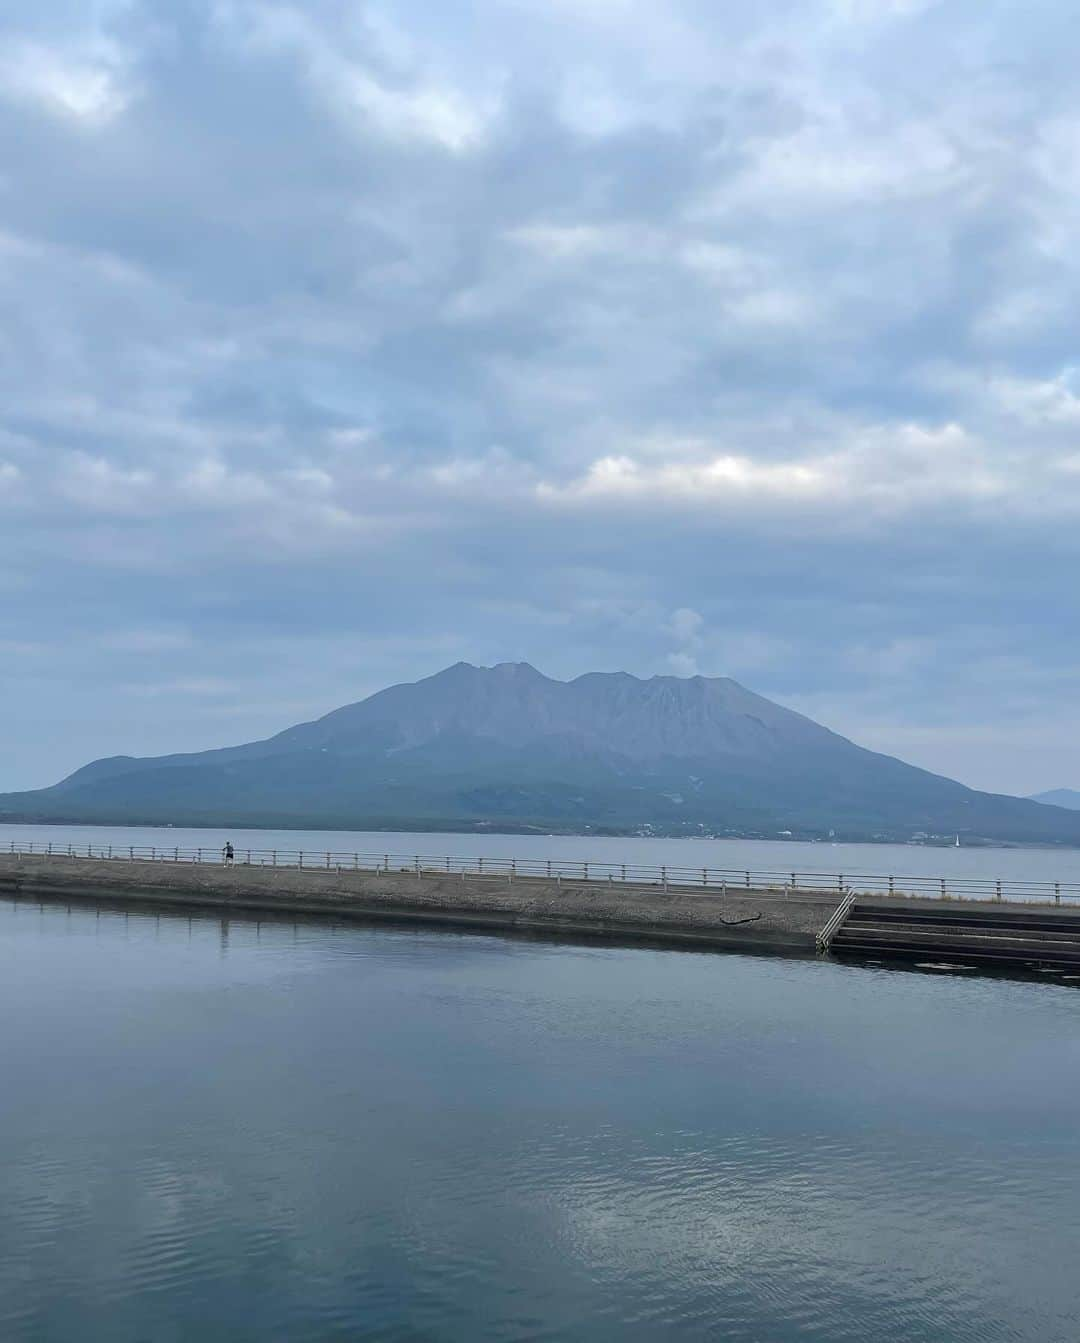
[3,0,1080,793]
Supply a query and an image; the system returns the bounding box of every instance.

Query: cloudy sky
[3,0,1080,795]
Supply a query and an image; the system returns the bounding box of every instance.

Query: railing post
[384,854,389,872]
[838,874,843,893]
[996,879,1002,902]
[197,848,202,863]
[940,878,946,899]
[1055,882,1061,906]
[662,865,667,892]
[745,870,750,889]
[888,875,894,896]
[415,856,420,878]
[583,862,588,881]
[299,851,304,868]
[791,872,796,892]
[621,864,626,881]
[273,850,277,867]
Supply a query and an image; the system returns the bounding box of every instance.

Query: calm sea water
[2,898,1079,1341]
[5,821,1080,885]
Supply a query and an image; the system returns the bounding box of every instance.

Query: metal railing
[817,890,857,951]
[4,839,1080,905]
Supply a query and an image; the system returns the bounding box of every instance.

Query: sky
[3,0,1080,796]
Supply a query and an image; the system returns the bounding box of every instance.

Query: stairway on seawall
[829,898,1080,972]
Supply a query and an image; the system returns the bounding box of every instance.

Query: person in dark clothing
[223,841,234,866]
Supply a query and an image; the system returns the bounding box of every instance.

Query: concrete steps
[830,899,1080,971]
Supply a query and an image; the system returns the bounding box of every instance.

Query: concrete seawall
[0,853,837,956]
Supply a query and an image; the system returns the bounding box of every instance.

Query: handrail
[817,890,857,952]
[3,839,1080,905]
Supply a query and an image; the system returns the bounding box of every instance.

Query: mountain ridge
[3,662,1079,844]
[1030,788,1080,811]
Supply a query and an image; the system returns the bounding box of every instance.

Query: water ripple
[2,898,1079,1341]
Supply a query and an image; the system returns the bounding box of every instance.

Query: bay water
[2,893,1079,1341]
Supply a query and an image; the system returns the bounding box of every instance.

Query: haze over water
[2,896,1079,1342]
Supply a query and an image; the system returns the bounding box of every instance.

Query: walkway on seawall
[0,851,836,956]
[6,848,1080,973]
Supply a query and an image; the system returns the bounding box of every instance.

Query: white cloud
[541,451,828,506]
[986,371,1080,427]
[726,287,815,327]
[5,0,1080,790]
[343,71,493,151]
[54,454,155,514]
[216,1,496,151]
[535,420,1045,522]
[508,224,616,261]
[718,120,967,214]
[0,40,133,124]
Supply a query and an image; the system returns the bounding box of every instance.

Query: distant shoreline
[0,814,1052,850]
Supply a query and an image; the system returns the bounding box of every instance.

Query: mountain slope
[3,662,1079,843]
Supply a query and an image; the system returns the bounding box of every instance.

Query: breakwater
[0,851,835,955]
[7,848,1080,971]
[7,836,1080,904]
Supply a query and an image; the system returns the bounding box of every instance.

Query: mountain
[4,661,1080,844]
[1030,789,1080,811]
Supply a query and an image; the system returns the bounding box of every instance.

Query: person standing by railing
[223,841,234,867]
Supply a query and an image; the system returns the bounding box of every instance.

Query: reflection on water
[2,898,1079,1342]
